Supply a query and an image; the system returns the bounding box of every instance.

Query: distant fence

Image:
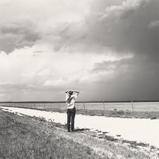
[1,102,159,113]
[77,102,159,112]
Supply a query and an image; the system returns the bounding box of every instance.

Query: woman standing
[65,90,79,132]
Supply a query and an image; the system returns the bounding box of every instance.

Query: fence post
[131,100,134,112]
[103,102,105,116]
[83,103,85,114]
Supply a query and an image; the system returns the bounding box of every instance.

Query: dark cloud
[77,0,159,100]
[90,56,159,100]
[0,20,40,53]
[53,0,159,59]
[87,0,159,57]
[0,0,158,57]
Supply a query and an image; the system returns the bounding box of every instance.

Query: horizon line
[0,99,159,103]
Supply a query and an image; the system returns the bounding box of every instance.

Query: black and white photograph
[0,0,159,158]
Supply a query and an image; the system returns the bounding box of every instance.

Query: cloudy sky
[0,0,159,101]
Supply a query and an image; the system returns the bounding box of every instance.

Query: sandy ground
[2,106,159,149]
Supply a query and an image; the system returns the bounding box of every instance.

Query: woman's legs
[67,108,76,132]
[67,109,71,132]
[71,108,76,131]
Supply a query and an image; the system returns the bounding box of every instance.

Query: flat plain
[2,101,159,119]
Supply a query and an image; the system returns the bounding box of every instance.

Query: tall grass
[0,110,103,159]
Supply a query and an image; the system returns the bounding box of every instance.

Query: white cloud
[0,0,138,100]
[0,0,92,24]
[101,0,141,19]
[0,45,131,99]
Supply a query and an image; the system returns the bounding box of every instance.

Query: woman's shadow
[73,128,89,132]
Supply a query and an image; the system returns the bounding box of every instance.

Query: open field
[1,101,159,118]
[0,108,158,159]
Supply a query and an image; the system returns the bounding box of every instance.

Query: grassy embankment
[0,109,102,159]
[0,108,158,159]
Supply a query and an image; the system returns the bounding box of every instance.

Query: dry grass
[0,110,103,159]
[0,109,158,159]
[77,109,159,119]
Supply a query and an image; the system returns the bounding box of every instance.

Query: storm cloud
[55,0,159,58]
[1,0,159,57]
[0,0,159,101]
